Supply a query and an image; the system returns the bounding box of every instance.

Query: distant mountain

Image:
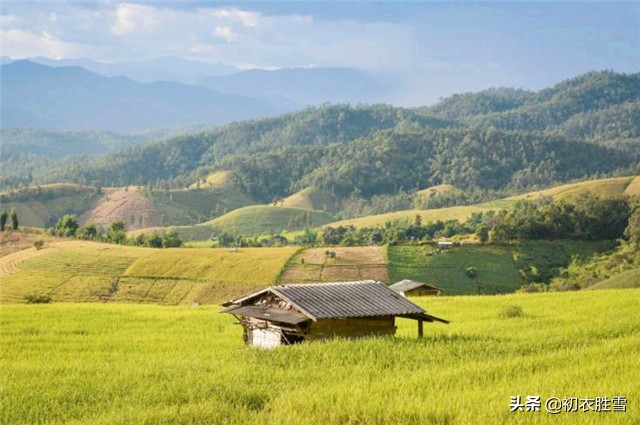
[28,56,239,84]
[199,67,398,109]
[0,61,279,131]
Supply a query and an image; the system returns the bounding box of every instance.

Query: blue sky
[2,1,638,103]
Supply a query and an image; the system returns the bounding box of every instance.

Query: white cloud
[213,26,236,43]
[111,3,163,35]
[0,3,417,69]
[2,28,81,59]
[212,8,259,28]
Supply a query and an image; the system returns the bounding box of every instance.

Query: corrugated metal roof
[389,279,441,293]
[270,281,425,319]
[221,305,310,325]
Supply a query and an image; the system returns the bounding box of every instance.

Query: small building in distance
[437,241,453,249]
[220,280,448,348]
[390,279,443,297]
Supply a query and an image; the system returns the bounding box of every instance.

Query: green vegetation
[388,245,521,295]
[0,184,100,228]
[588,269,640,290]
[19,73,639,212]
[171,205,335,240]
[1,290,638,424]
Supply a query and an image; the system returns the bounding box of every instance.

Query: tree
[107,220,127,244]
[53,215,79,237]
[0,210,7,231]
[162,231,182,248]
[476,224,489,244]
[9,207,18,230]
[147,233,163,248]
[624,198,640,246]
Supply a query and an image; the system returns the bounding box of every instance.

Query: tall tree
[9,207,18,230]
[0,209,7,231]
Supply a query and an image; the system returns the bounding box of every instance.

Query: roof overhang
[220,305,311,325]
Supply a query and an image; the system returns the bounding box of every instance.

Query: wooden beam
[418,320,424,338]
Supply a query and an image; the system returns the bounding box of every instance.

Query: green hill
[169,205,335,240]
[280,187,341,213]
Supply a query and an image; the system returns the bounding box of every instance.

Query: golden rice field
[1,289,638,424]
[0,242,298,305]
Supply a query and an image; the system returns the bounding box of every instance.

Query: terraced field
[0,243,298,305]
[279,246,388,284]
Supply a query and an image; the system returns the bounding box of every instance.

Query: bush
[25,294,52,304]
[465,266,477,278]
[33,240,44,250]
[499,305,524,318]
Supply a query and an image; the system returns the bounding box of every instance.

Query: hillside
[587,269,640,290]
[167,205,335,240]
[0,241,297,305]
[327,176,639,230]
[280,187,341,213]
[507,175,640,201]
[78,187,162,230]
[0,184,100,228]
[1,180,256,230]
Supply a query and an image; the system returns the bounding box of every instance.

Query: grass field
[387,241,610,295]
[0,242,298,305]
[388,245,521,295]
[279,246,388,284]
[1,289,638,424]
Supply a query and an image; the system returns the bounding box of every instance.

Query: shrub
[465,266,477,278]
[25,294,52,304]
[33,240,45,250]
[499,305,524,318]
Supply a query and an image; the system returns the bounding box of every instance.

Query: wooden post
[418,320,424,338]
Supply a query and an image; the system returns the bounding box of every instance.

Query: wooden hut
[390,279,443,297]
[220,280,448,348]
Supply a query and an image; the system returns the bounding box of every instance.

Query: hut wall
[305,316,396,341]
[405,287,440,297]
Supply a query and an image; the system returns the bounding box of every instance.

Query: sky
[1,1,639,104]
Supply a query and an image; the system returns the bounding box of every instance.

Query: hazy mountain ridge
[0,60,279,132]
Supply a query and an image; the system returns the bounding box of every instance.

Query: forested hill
[421,71,640,141]
[12,71,640,205]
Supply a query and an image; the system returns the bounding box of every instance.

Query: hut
[390,279,443,297]
[220,280,448,348]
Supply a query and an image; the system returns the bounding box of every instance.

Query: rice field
[0,243,298,305]
[1,289,638,424]
[279,246,388,284]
